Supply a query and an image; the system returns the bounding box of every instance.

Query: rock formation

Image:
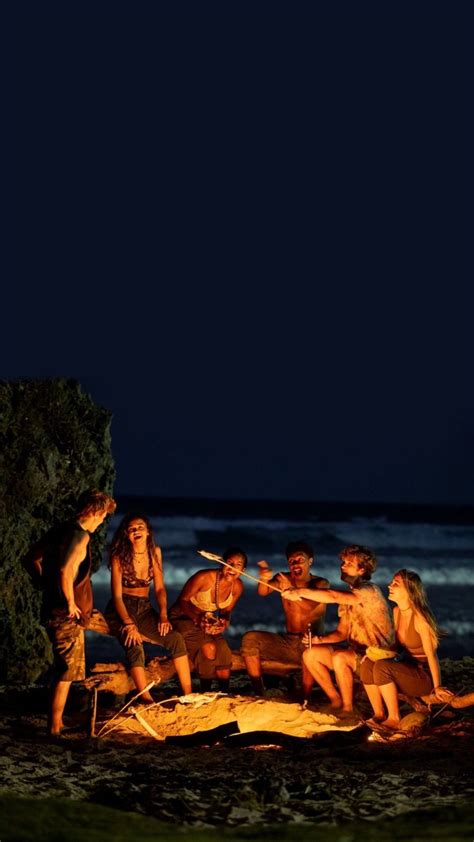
[0,378,115,683]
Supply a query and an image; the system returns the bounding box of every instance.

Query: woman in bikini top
[106,512,192,701]
[169,547,247,630]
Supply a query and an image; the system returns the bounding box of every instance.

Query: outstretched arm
[282,587,362,605]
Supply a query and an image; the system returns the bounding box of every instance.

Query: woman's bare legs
[130,666,154,702]
[363,683,386,721]
[379,680,401,729]
[173,653,192,695]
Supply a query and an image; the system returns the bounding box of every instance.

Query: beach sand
[0,658,473,840]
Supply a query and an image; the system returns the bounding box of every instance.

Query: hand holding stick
[197,550,283,594]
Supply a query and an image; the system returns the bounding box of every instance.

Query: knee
[241,632,261,657]
[165,630,188,659]
[332,651,348,671]
[126,644,145,668]
[214,638,232,666]
[201,642,217,661]
[303,647,325,668]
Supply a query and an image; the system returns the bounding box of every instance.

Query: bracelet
[122,621,135,627]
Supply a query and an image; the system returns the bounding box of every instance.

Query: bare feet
[366,717,400,733]
[365,717,385,729]
[380,718,400,731]
[141,694,155,704]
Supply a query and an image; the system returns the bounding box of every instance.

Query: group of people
[30,490,452,736]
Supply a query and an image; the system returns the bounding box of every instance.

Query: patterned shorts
[47,618,85,681]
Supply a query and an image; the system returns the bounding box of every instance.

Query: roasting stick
[430,686,465,721]
[197,550,283,594]
[96,681,156,737]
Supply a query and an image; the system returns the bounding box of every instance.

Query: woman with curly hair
[106,513,192,702]
[361,569,452,730]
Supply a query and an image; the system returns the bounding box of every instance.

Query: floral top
[338,582,394,653]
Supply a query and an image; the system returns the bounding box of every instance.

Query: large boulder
[0,378,115,683]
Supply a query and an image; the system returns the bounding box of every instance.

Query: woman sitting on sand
[106,513,192,702]
[169,548,247,693]
[361,569,452,731]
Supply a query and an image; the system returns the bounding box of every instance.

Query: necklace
[215,571,220,611]
[399,606,412,612]
[133,550,148,557]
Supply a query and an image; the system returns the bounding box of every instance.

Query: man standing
[30,489,116,735]
[241,541,329,695]
[282,544,393,714]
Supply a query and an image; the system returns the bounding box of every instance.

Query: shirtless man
[282,544,393,713]
[241,541,329,696]
[27,490,117,735]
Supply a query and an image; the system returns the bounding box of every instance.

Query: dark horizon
[114,493,474,525]
[9,6,470,513]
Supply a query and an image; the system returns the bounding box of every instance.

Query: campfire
[96,691,361,743]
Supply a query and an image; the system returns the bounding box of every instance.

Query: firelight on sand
[98,694,361,742]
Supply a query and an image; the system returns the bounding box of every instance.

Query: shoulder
[235,579,244,595]
[70,527,90,549]
[358,582,382,598]
[188,569,213,586]
[110,554,123,570]
[153,547,163,568]
[412,609,428,632]
[309,576,330,589]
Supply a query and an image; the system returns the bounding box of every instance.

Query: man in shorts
[241,540,329,695]
[36,490,116,735]
[282,544,394,713]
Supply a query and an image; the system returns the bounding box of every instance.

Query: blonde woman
[361,569,452,730]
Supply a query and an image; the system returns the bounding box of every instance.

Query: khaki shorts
[47,618,85,681]
[241,630,306,665]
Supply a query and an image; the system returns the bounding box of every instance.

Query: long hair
[108,512,157,570]
[396,568,443,647]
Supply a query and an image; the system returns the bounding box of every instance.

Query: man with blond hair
[28,490,117,735]
[282,544,393,715]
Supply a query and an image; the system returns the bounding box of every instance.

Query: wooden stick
[132,707,164,740]
[96,680,156,737]
[430,686,466,721]
[88,686,98,738]
[197,550,283,594]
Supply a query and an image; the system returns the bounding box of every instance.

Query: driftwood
[85,610,474,709]
[85,609,301,695]
[400,690,474,711]
[83,653,301,695]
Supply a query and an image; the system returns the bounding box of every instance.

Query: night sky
[9,6,471,505]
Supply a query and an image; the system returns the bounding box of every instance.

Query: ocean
[87,498,474,664]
